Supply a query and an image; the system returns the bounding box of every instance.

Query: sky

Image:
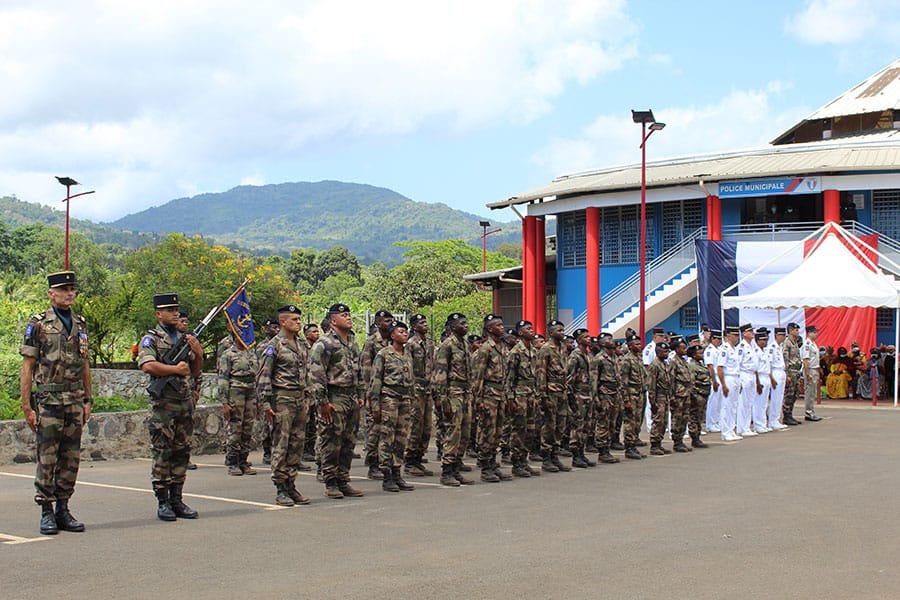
[1,0,899,225]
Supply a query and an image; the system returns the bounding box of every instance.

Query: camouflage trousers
[270,390,308,484]
[507,393,530,462]
[363,401,381,468]
[439,387,471,466]
[378,392,411,470]
[526,395,541,454]
[318,391,360,485]
[568,390,593,451]
[404,383,432,462]
[225,384,257,464]
[476,387,505,463]
[33,400,84,504]
[670,393,690,442]
[649,392,670,444]
[541,391,569,455]
[783,371,801,413]
[621,390,644,446]
[304,392,316,457]
[149,397,193,491]
[594,392,617,448]
[607,395,623,445]
[688,392,709,437]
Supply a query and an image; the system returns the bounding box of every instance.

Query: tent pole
[895,307,898,408]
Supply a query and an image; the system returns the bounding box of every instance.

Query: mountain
[107,180,526,264]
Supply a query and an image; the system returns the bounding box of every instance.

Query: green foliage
[426,291,494,330]
[0,389,23,420]
[286,247,316,291]
[91,395,146,413]
[313,246,361,283]
[0,274,46,396]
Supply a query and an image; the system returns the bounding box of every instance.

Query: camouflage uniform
[472,337,508,468]
[404,330,434,467]
[217,341,259,470]
[504,340,537,466]
[257,333,309,485]
[646,357,673,445]
[20,308,90,505]
[782,334,802,418]
[536,342,568,459]
[360,330,391,469]
[431,334,472,467]
[688,356,711,439]
[369,345,414,471]
[256,334,275,462]
[138,328,196,493]
[619,350,646,449]
[309,330,363,487]
[566,347,593,453]
[670,354,693,445]
[593,350,619,450]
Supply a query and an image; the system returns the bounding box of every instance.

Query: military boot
[39,503,58,535]
[337,481,365,497]
[287,479,311,505]
[571,452,590,468]
[275,482,295,506]
[691,434,708,449]
[240,457,257,475]
[783,410,801,426]
[541,451,560,472]
[511,460,532,478]
[585,436,598,453]
[624,445,644,460]
[393,467,415,491]
[500,450,513,465]
[367,463,383,480]
[610,438,626,451]
[673,441,692,453]
[551,454,573,472]
[582,451,597,467]
[228,462,243,476]
[526,461,542,476]
[169,483,199,519]
[54,498,85,532]
[404,460,426,477]
[598,447,620,464]
[440,463,461,487]
[454,461,475,485]
[155,488,177,522]
[649,442,667,456]
[382,468,400,492]
[415,459,434,477]
[480,460,500,483]
[324,479,344,499]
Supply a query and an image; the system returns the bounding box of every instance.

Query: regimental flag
[224,288,255,350]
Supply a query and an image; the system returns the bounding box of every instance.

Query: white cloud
[0,0,639,220]
[531,83,808,178]
[785,0,900,45]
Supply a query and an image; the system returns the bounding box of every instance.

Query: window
[872,190,900,241]
[661,199,703,252]
[599,205,650,265]
[877,307,895,329]
[680,304,698,330]
[558,211,586,267]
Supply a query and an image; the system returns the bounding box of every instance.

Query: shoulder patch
[141,335,154,347]
[24,323,34,338]
[265,345,276,356]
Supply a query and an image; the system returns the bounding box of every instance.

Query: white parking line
[0,532,51,545]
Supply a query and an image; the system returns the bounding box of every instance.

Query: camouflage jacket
[472,337,507,399]
[646,357,673,402]
[619,352,645,396]
[20,307,90,405]
[368,345,414,411]
[138,324,194,404]
[504,340,537,398]
[432,334,471,396]
[407,331,435,388]
[566,348,593,395]
[217,341,259,396]
[256,333,308,410]
[783,335,802,376]
[309,330,362,407]
[360,330,391,393]
[593,350,620,397]
[536,342,567,398]
[688,357,711,396]
[671,355,693,399]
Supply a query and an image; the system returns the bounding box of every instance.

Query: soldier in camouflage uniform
[498,327,519,465]
[360,309,393,480]
[19,271,91,535]
[472,314,512,483]
[566,329,596,469]
[303,323,320,465]
[177,311,201,470]
[646,342,674,456]
[669,337,694,453]
[309,303,366,499]
[432,313,475,486]
[782,322,804,426]
[619,333,646,459]
[504,320,541,478]
[218,321,259,476]
[257,318,279,464]
[536,320,572,473]
[686,342,710,448]
[404,313,434,477]
[369,321,415,492]
[138,293,203,521]
[593,332,622,464]
[257,305,311,506]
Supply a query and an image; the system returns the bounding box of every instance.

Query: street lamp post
[630,110,666,341]
[479,220,502,272]
[55,176,96,270]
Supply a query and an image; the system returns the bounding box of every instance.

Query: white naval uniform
[753,342,772,433]
[736,338,759,436]
[717,340,741,440]
[768,341,788,430]
[704,343,721,432]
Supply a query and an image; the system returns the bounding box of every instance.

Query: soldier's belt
[384,384,412,394]
[448,381,469,390]
[231,375,254,383]
[272,387,304,397]
[483,380,503,389]
[36,382,84,393]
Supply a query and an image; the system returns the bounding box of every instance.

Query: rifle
[146,280,248,399]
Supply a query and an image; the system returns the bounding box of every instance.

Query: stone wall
[91,367,220,404]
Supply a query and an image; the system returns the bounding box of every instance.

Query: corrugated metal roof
[809,59,900,121]
[489,131,900,210]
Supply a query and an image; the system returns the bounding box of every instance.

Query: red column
[711,195,722,240]
[521,218,530,322]
[492,288,501,316]
[535,217,547,335]
[523,216,537,324]
[586,207,600,334]
[823,189,840,224]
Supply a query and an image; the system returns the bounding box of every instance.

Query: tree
[287,247,317,292]
[313,246,361,284]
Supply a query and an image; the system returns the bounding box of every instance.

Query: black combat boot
[54,498,85,532]
[511,459,531,478]
[240,452,257,475]
[491,459,513,481]
[393,467,415,491]
[541,450,560,473]
[367,461,383,480]
[405,459,426,477]
[582,450,597,467]
[691,434,708,448]
[571,452,590,468]
[610,438,626,452]
[480,459,500,482]
[454,461,475,485]
[227,453,242,476]
[382,468,400,492]
[155,488,177,522]
[169,483,199,518]
[783,409,801,426]
[287,479,310,505]
[624,445,643,460]
[337,480,365,497]
[650,442,666,456]
[39,502,58,535]
[440,463,460,487]
[275,481,295,506]
[673,440,692,453]
[324,479,344,499]
[551,453,573,472]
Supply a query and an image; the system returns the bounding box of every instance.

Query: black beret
[278,305,301,315]
[564,334,575,341]
[739,323,753,333]
[153,293,179,309]
[515,320,533,331]
[590,336,599,345]
[533,333,545,340]
[657,342,671,351]
[626,333,641,342]
[446,312,466,324]
[389,320,407,331]
[787,322,800,330]
[374,309,393,319]
[178,310,189,319]
[264,318,278,328]
[47,270,76,288]
[669,335,684,345]
[599,331,613,339]
[303,323,318,333]
[548,320,565,328]
[483,313,502,324]
[467,334,482,344]
[573,328,589,338]
[505,328,516,337]
[409,313,427,324]
[328,303,350,314]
